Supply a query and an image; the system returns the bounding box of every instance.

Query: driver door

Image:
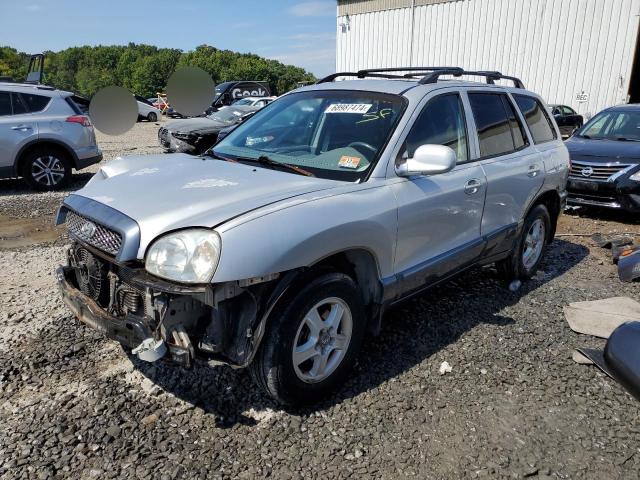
[391,91,486,294]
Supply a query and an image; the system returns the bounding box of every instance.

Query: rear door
[0,91,39,172]
[391,90,486,291]
[467,91,544,239]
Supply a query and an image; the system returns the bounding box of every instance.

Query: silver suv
[0,83,102,190]
[55,68,569,405]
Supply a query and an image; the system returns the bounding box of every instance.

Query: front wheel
[497,204,551,281]
[147,112,158,122]
[250,273,366,405]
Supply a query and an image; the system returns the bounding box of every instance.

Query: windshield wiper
[236,155,315,177]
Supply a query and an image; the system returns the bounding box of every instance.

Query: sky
[0,0,337,77]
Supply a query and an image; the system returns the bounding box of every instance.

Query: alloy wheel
[522,218,545,270]
[292,297,353,384]
[31,156,66,187]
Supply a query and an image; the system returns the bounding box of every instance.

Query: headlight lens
[145,229,221,283]
[629,170,640,181]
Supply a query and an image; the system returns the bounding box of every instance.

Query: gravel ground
[1,123,639,479]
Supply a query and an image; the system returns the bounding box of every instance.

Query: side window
[469,93,517,157]
[402,93,468,162]
[502,96,528,150]
[514,95,557,144]
[562,106,576,115]
[24,94,51,112]
[0,92,11,116]
[11,93,28,115]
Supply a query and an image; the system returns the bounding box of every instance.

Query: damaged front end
[57,240,284,369]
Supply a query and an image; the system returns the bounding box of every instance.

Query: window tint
[469,93,517,157]
[514,95,557,144]
[11,93,28,115]
[502,96,528,150]
[402,94,468,162]
[0,92,10,116]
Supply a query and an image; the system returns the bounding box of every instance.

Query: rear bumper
[75,152,103,170]
[56,266,152,349]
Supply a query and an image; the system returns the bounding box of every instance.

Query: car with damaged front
[56,68,569,405]
[158,104,261,155]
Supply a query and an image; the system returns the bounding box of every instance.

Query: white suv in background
[0,83,102,190]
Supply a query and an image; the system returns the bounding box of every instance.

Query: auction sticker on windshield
[339,155,362,169]
[325,104,372,114]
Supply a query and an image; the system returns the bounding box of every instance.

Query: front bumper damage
[56,242,287,369]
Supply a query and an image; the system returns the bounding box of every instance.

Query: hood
[73,154,341,256]
[165,117,227,134]
[566,137,640,163]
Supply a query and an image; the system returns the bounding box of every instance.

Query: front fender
[212,184,398,283]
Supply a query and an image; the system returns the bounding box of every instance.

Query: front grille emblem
[581,167,594,178]
[80,221,97,239]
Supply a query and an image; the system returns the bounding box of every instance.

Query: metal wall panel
[337,0,460,16]
[336,0,640,116]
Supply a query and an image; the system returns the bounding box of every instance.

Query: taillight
[66,115,92,127]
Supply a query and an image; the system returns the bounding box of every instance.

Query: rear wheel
[21,147,72,191]
[250,273,365,405]
[147,112,158,122]
[497,204,551,281]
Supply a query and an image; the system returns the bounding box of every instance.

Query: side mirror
[396,144,457,177]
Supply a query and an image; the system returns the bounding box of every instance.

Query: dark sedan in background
[566,104,640,212]
[550,104,584,138]
[158,105,260,154]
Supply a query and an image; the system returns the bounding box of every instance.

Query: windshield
[213,90,406,181]
[233,98,255,106]
[209,108,246,124]
[578,110,640,141]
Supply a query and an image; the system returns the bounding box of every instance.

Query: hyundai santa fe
[55,67,569,405]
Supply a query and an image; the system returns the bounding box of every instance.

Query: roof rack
[316,67,525,89]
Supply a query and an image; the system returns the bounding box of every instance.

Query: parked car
[566,103,640,211]
[0,83,102,190]
[230,96,276,108]
[549,104,583,138]
[135,95,161,122]
[54,67,569,405]
[158,104,261,154]
[208,81,272,112]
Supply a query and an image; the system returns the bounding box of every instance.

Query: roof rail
[316,67,525,89]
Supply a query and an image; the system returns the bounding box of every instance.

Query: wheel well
[312,249,382,311]
[17,141,75,174]
[530,190,561,240]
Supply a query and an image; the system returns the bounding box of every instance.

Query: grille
[569,161,631,181]
[66,211,122,256]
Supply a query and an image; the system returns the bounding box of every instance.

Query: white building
[336,0,640,116]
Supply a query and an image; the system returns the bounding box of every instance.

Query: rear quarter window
[514,95,557,144]
[20,93,51,113]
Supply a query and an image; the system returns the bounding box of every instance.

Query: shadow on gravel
[127,239,589,428]
[564,206,640,226]
[0,172,94,197]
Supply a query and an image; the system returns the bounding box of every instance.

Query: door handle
[464,179,482,195]
[11,125,32,131]
[528,165,542,177]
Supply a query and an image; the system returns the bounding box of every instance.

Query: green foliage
[0,44,316,98]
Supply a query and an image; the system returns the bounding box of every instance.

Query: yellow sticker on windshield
[339,155,361,169]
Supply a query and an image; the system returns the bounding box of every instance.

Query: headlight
[172,132,194,141]
[145,229,221,283]
[630,170,640,181]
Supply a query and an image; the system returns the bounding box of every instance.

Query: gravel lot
[1,122,639,479]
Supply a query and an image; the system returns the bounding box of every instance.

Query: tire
[250,272,366,405]
[21,147,72,191]
[147,112,158,122]
[497,204,551,281]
